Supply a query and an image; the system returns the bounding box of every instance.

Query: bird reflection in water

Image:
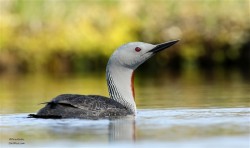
[44,116,136,144]
[108,116,136,143]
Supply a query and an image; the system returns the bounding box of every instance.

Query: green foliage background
[0,0,249,74]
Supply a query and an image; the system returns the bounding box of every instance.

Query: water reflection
[20,115,137,144]
[109,116,135,143]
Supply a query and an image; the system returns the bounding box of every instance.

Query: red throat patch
[131,71,135,99]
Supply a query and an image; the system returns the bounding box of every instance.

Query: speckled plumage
[29,94,132,119]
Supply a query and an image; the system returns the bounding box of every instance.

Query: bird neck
[106,64,136,114]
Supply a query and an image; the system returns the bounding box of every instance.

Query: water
[0,70,250,147]
[1,108,249,148]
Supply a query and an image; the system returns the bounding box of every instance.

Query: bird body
[31,94,130,119]
[29,40,179,119]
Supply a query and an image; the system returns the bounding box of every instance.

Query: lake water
[0,70,250,147]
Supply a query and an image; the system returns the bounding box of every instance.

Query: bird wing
[51,94,111,110]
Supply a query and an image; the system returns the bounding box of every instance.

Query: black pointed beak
[148,40,179,53]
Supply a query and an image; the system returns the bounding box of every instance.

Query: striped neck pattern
[106,68,136,114]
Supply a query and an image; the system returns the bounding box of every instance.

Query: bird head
[108,40,179,70]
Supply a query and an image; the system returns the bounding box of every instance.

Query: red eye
[135,47,141,52]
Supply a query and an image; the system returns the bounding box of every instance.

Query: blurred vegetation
[0,0,249,75]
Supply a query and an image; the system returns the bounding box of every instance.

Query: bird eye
[135,47,141,52]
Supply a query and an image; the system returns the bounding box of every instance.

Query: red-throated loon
[29,40,179,119]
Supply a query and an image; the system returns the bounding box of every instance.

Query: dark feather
[29,94,132,119]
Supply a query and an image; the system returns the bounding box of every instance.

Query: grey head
[108,40,179,70]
